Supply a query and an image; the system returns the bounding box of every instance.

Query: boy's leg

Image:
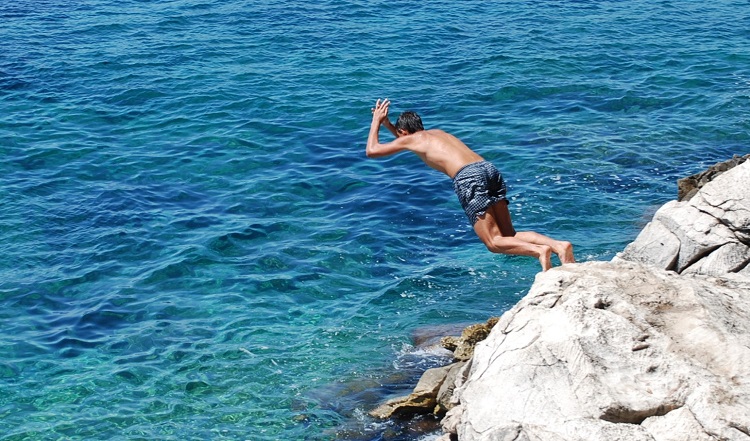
[513,230,575,264]
[473,204,553,271]
[487,202,574,264]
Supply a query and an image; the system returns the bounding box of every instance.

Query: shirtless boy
[366,98,575,271]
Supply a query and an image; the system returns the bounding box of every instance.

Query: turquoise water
[1,0,748,439]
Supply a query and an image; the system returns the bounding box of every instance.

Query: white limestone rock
[448,261,750,441]
[681,241,750,276]
[612,216,680,270]
[692,159,750,237]
[617,161,750,275]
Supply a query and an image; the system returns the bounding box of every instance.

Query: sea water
[1,0,748,440]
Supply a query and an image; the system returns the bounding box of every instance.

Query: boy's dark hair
[395,111,424,134]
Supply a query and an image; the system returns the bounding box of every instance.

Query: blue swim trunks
[453,161,508,225]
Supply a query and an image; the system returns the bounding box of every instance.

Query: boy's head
[395,111,424,135]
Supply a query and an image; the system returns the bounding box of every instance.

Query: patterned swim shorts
[452,161,508,225]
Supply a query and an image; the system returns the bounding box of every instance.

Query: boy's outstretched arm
[370,98,399,137]
[367,99,410,158]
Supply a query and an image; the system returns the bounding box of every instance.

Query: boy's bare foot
[555,241,575,264]
[539,245,553,271]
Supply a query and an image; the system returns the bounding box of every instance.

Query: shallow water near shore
[1,0,749,440]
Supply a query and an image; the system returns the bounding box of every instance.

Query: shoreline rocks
[677,154,749,202]
[617,158,750,276]
[369,318,496,421]
[441,318,499,362]
[370,158,750,440]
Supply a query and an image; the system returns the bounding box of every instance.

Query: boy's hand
[371,98,390,124]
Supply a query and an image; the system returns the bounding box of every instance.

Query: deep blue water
[1,0,748,439]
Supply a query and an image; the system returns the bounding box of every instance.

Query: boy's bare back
[366,100,483,178]
[408,129,484,178]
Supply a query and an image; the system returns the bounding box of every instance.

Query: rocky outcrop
[446,261,750,440]
[677,154,749,202]
[438,160,750,440]
[617,160,750,276]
